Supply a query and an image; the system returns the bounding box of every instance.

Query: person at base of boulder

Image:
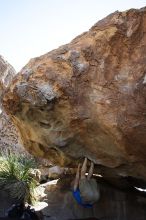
[5,203,41,220]
[72,158,100,208]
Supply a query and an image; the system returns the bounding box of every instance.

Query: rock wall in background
[3,8,146,181]
[0,56,27,155]
[0,55,15,94]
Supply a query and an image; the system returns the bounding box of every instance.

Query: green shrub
[0,153,38,204]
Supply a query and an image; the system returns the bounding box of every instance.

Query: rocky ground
[0,190,15,217]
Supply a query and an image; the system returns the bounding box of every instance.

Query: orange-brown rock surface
[3,8,146,180]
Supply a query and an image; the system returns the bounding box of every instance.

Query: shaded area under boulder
[41,178,146,220]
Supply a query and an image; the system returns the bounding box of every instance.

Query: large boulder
[3,8,146,180]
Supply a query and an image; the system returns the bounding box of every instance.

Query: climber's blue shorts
[72,189,93,208]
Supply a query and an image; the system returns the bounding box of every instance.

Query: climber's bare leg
[81,158,88,180]
[87,161,94,180]
[73,163,81,191]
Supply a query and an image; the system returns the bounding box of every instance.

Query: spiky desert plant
[0,152,38,204]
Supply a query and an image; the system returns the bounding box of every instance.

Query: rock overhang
[2,7,146,181]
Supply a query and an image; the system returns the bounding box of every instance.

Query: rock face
[3,8,146,180]
[0,56,27,154]
[0,112,23,154]
[0,56,15,94]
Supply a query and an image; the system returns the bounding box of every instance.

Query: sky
[0,0,146,72]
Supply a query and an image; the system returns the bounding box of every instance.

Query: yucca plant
[0,152,38,204]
